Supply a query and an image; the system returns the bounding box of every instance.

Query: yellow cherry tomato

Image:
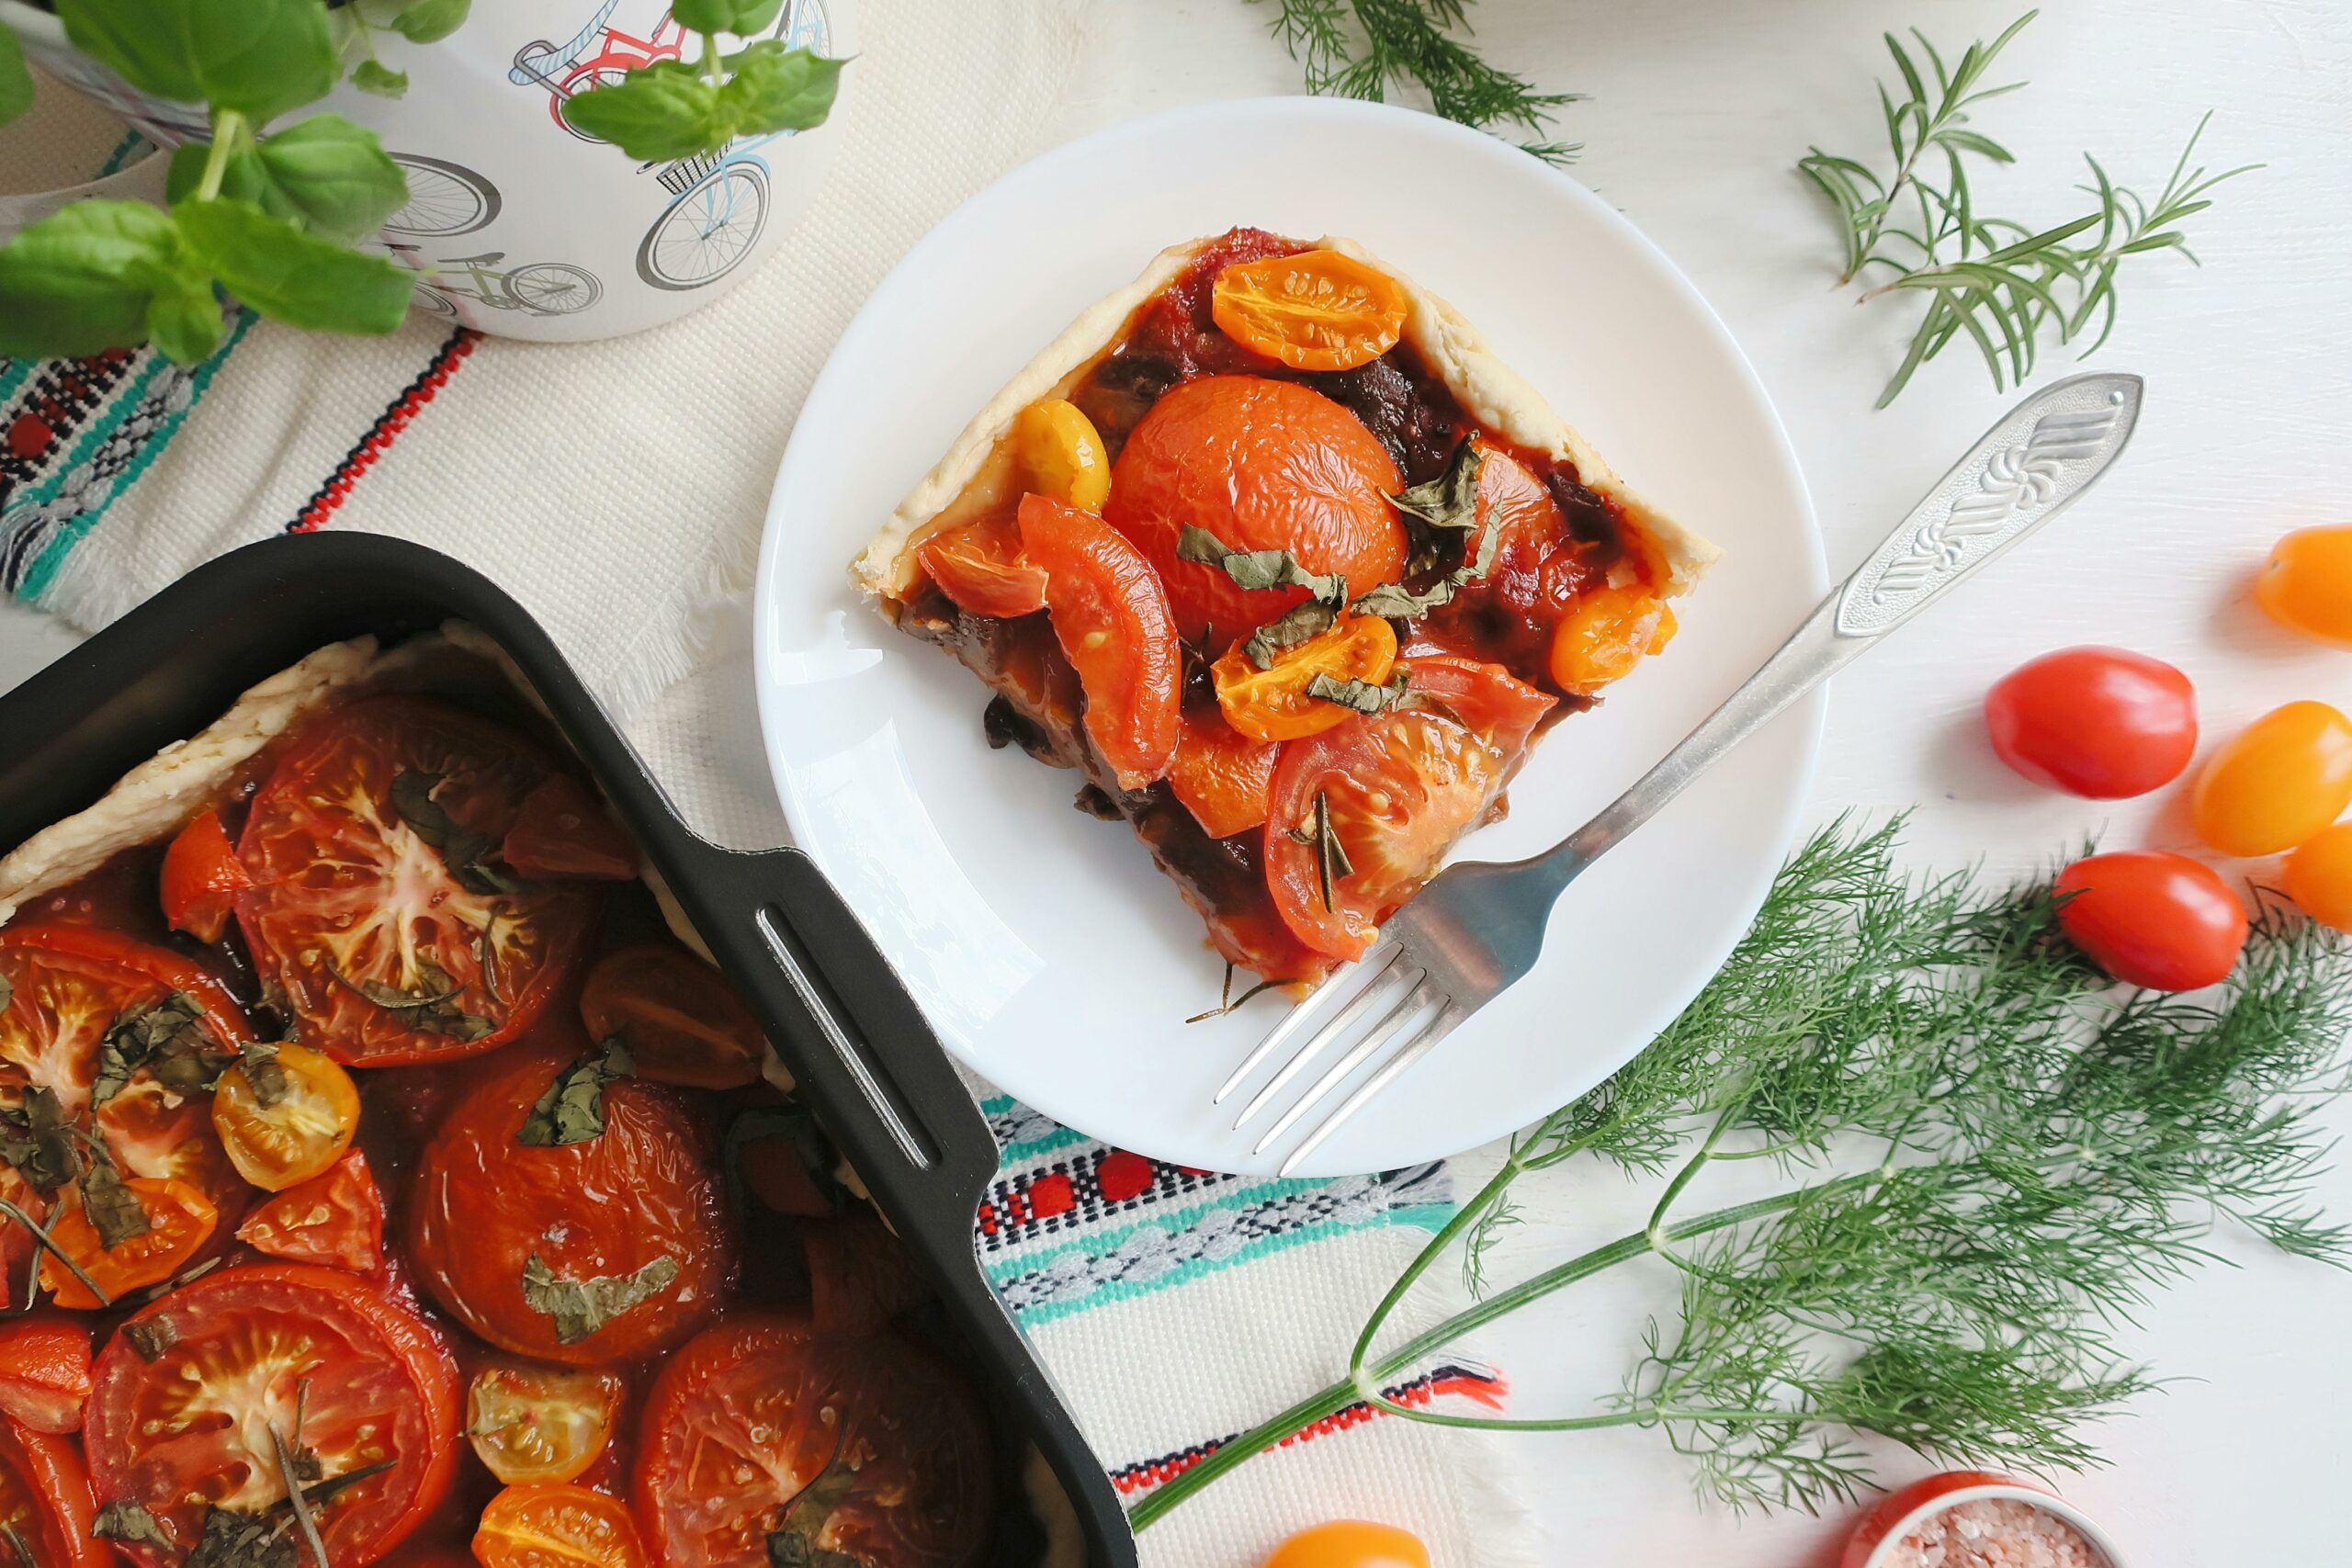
[1262,1520,1430,1568]
[210,1041,359,1191]
[1549,583,1677,694]
[2285,820,2352,931]
[1013,398,1111,513]
[2257,525,2352,648]
[1212,614,1398,742]
[2190,700,2352,857]
[468,1362,623,1485]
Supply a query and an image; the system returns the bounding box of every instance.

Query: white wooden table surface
[4,0,2347,1562]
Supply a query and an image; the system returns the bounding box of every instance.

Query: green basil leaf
[56,0,337,126]
[388,0,470,45]
[250,116,408,241]
[0,27,34,129]
[1387,438,1484,532]
[350,60,408,97]
[517,1039,636,1148]
[558,60,728,162]
[175,197,411,334]
[1174,524,1345,601]
[674,0,785,33]
[0,199,187,359]
[520,1252,680,1345]
[714,41,842,136]
[1239,598,1340,671]
[1305,670,1411,715]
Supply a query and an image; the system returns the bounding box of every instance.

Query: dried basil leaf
[96,993,227,1103]
[184,1506,295,1568]
[78,1137,152,1251]
[1175,525,1345,602]
[94,1501,176,1555]
[0,972,12,1014]
[1239,597,1340,671]
[520,1252,679,1345]
[2,1519,35,1568]
[238,1041,290,1111]
[1351,441,1499,619]
[1385,438,1484,531]
[329,959,494,1042]
[518,1039,635,1148]
[0,1088,79,1194]
[123,1316,177,1361]
[1304,670,1412,716]
[389,771,518,896]
[765,1446,858,1568]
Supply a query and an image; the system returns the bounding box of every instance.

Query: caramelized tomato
[915,513,1049,621]
[0,1318,92,1435]
[235,1148,386,1273]
[211,1040,360,1191]
[1211,615,1397,742]
[1548,583,1676,694]
[0,1416,104,1568]
[40,1175,216,1309]
[1210,250,1408,373]
[467,1367,623,1487]
[1016,493,1182,787]
[1166,714,1280,839]
[1011,399,1112,513]
[579,945,767,1090]
[158,808,250,943]
[235,696,599,1067]
[500,775,638,882]
[478,1484,650,1568]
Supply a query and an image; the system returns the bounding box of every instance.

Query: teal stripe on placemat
[0,357,35,409]
[979,1093,1094,1165]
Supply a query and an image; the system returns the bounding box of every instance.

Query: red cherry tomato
[1262,1520,1430,1568]
[800,1212,929,1336]
[2190,701,2352,857]
[2054,852,2248,991]
[235,1148,387,1273]
[2256,524,2352,648]
[500,774,638,880]
[0,1318,92,1434]
[916,513,1049,620]
[158,807,251,942]
[1982,647,2197,798]
[0,1415,105,1568]
[1016,492,1182,788]
[578,944,768,1090]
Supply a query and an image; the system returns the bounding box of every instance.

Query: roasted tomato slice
[0,1318,92,1434]
[85,1262,459,1568]
[1166,714,1280,839]
[1016,492,1181,787]
[1210,614,1397,742]
[0,924,251,1224]
[1549,582,1676,694]
[40,1175,217,1310]
[1396,655,1557,759]
[1210,250,1409,372]
[915,513,1049,620]
[0,1415,104,1568]
[211,1041,360,1192]
[500,775,638,881]
[159,809,251,943]
[405,1036,736,1365]
[0,1165,41,1314]
[469,1367,624,1487]
[234,696,599,1067]
[479,1483,650,1568]
[579,945,767,1090]
[235,1149,385,1273]
[634,1314,992,1568]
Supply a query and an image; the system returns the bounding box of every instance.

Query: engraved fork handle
[1516,371,2144,892]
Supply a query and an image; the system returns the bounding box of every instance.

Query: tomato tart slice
[854,228,1719,986]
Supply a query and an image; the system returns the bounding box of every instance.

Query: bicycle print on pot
[390,241,604,320]
[508,0,833,291]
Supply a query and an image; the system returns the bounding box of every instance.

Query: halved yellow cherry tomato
[2190,700,2352,857]
[1211,251,1408,372]
[40,1177,216,1309]
[210,1041,360,1192]
[467,1363,623,1485]
[1262,1519,1430,1568]
[1549,583,1677,694]
[474,1483,649,1568]
[1012,399,1112,513]
[2285,820,2352,931]
[1212,615,1397,742]
[2257,524,2352,648]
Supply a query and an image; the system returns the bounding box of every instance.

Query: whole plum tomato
[2055,851,2247,991]
[2190,700,2352,857]
[2256,524,2352,648]
[1982,647,2195,798]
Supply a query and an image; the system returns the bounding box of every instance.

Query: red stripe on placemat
[285,326,478,534]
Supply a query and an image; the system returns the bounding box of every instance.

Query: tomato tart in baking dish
[853,228,1718,985]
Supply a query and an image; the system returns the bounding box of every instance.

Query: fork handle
[1517,370,2145,889]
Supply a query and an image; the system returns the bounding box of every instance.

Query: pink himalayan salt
[1882,1497,2109,1568]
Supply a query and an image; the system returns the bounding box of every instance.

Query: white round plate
[754,96,1826,1177]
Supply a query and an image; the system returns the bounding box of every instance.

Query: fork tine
[1276,999,1467,1177]
[1250,975,1438,1156]
[1216,942,1399,1108]
[1230,953,1415,1132]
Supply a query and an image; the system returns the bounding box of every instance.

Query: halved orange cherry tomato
[2256,524,2352,648]
[40,1176,217,1309]
[468,1365,623,1486]
[1017,492,1182,788]
[85,1262,459,1568]
[1012,398,1112,512]
[0,1414,105,1568]
[2190,700,2352,856]
[0,1317,92,1434]
[2284,820,2352,932]
[501,775,637,881]
[578,944,767,1090]
[236,1148,386,1272]
[634,1314,992,1568]
[477,1483,649,1568]
[1263,1519,1430,1568]
[235,696,599,1067]
[1167,715,1281,838]
[211,1040,360,1191]
[916,513,1049,620]
[158,808,250,943]
[1211,250,1408,372]
[1211,615,1398,742]
[1549,582,1677,694]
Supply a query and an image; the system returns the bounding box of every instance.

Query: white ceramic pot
[0,0,852,342]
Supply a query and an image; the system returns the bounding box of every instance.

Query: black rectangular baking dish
[0,530,1139,1568]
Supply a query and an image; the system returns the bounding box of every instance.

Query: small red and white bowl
[1841,1471,2127,1568]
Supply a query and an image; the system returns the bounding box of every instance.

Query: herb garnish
[236,1041,291,1111]
[93,1502,175,1556]
[1177,525,1347,603]
[1350,440,1496,619]
[518,1040,636,1148]
[95,993,229,1104]
[1240,598,1344,671]
[0,1088,78,1194]
[389,772,517,896]
[719,1105,845,1216]
[1797,12,2256,407]
[1295,792,1353,911]
[1132,818,2352,1527]
[77,1135,152,1251]
[329,958,493,1041]
[1303,671,1411,716]
[763,1438,859,1568]
[1,1521,34,1568]
[123,1316,178,1362]
[1185,963,1292,1025]
[520,1253,680,1345]
[0,1195,111,1307]
[268,1422,329,1568]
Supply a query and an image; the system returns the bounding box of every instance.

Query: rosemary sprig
[1798,12,2256,406]
[1132,818,2352,1527]
[1256,0,1580,164]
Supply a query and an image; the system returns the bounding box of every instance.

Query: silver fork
[1219,371,2145,1175]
